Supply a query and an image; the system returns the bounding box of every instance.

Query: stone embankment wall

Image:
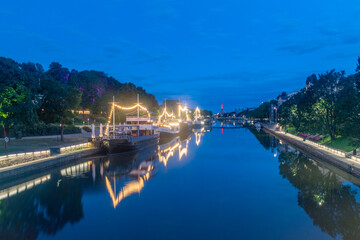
[262,125,360,178]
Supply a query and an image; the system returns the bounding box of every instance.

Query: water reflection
[105,134,193,208]
[278,150,360,240]
[105,173,151,208]
[251,127,360,240]
[0,172,85,240]
[159,137,181,166]
[0,132,198,239]
[0,174,51,200]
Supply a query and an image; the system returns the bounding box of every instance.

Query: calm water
[1,127,360,240]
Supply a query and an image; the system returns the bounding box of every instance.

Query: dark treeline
[247,101,273,120]
[278,150,360,240]
[0,174,86,240]
[0,57,159,140]
[248,57,360,142]
[249,126,360,239]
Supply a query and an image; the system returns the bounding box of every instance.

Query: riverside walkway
[0,132,91,141]
[262,124,360,177]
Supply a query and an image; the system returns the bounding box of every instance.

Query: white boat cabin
[117,116,156,137]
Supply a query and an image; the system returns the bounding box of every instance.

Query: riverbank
[0,132,92,155]
[0,145,101,180]
[262,124,360,178]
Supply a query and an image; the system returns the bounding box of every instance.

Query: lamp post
[3,126,7,150]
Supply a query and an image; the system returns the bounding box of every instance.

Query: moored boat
[157,120,181,143]
[192,120,204,129]
[179,121,193,136]
[156,99,181,143]
[102,117,159,154]
[102,95,159,155]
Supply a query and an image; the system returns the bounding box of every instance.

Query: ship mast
[137,93,140,137]
[113,96,115,139]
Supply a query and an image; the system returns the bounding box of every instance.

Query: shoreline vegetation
[248,57,360,154]
[0,57,212,140]
[0,57,159,141]
[0,56,212,154]
[261,124,360,178]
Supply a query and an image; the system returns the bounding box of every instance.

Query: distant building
[288,90,299,98]
[277,90,299,107]
[162,100,181,114]
[235,108,246,115]
[305,74,317,90]
[72,110,91,115]
[269,103,277,123]
[277,95,289,106]
[220,103,225,116]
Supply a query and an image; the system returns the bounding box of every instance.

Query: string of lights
[104,103,151,136]
[158,108,175,124]
[178,105,190,121]
[104,99,203,136]
[195,107,202,120]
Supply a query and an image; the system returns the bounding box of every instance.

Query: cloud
[132,50,172,64]
[123,74,156,83]
[317,24,360,45]
[277,42,324,55]
[342,35,360,45]
[326,52,358,60]
[103,45,122,59]
[317,26,341,37]
[56,25,88,38]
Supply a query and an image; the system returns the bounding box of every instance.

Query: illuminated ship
[104,142,158,208]
[156,100,186,143]
[102,95,159,155]
[192,107,204,129]
[157,120,181,143]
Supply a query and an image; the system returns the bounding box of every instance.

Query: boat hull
[159,131,180,144]
[106,144,158,176]
[179,122,193,134]
[102,134,159,155]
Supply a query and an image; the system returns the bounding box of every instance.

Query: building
[277,90,299,107]
[162,100,181,114]
[220,103,225,116]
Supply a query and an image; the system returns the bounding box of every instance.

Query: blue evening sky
[1,0,360,112]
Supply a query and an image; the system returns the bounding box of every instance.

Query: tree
[39,78,81,141]
[0,57,39,139]
[278,150,360,240]
[247,102,270,120]
[312,70,345,140]
[279,70,347,140]
[46,62,70,84]
[0,83,27,143]
[201,109,213,117]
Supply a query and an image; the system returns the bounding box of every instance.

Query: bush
[64,125,82,134]
[82,126,92,132]
[0,124,81,138]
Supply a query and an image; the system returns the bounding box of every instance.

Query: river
[1,127,360,240]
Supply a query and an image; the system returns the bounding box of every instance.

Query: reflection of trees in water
[0,177,84,240]
[279,151,360,240]
[248,127,276,150]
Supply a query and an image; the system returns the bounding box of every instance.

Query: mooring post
[99,123,103,138]
[91,124,95,140]
[105,123,109,136]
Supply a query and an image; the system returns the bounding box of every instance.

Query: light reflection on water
[0,126,360,239]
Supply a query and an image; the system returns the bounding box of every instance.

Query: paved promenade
[262,124,360,177]
[0,132,91,141]
[0,133,92,155]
